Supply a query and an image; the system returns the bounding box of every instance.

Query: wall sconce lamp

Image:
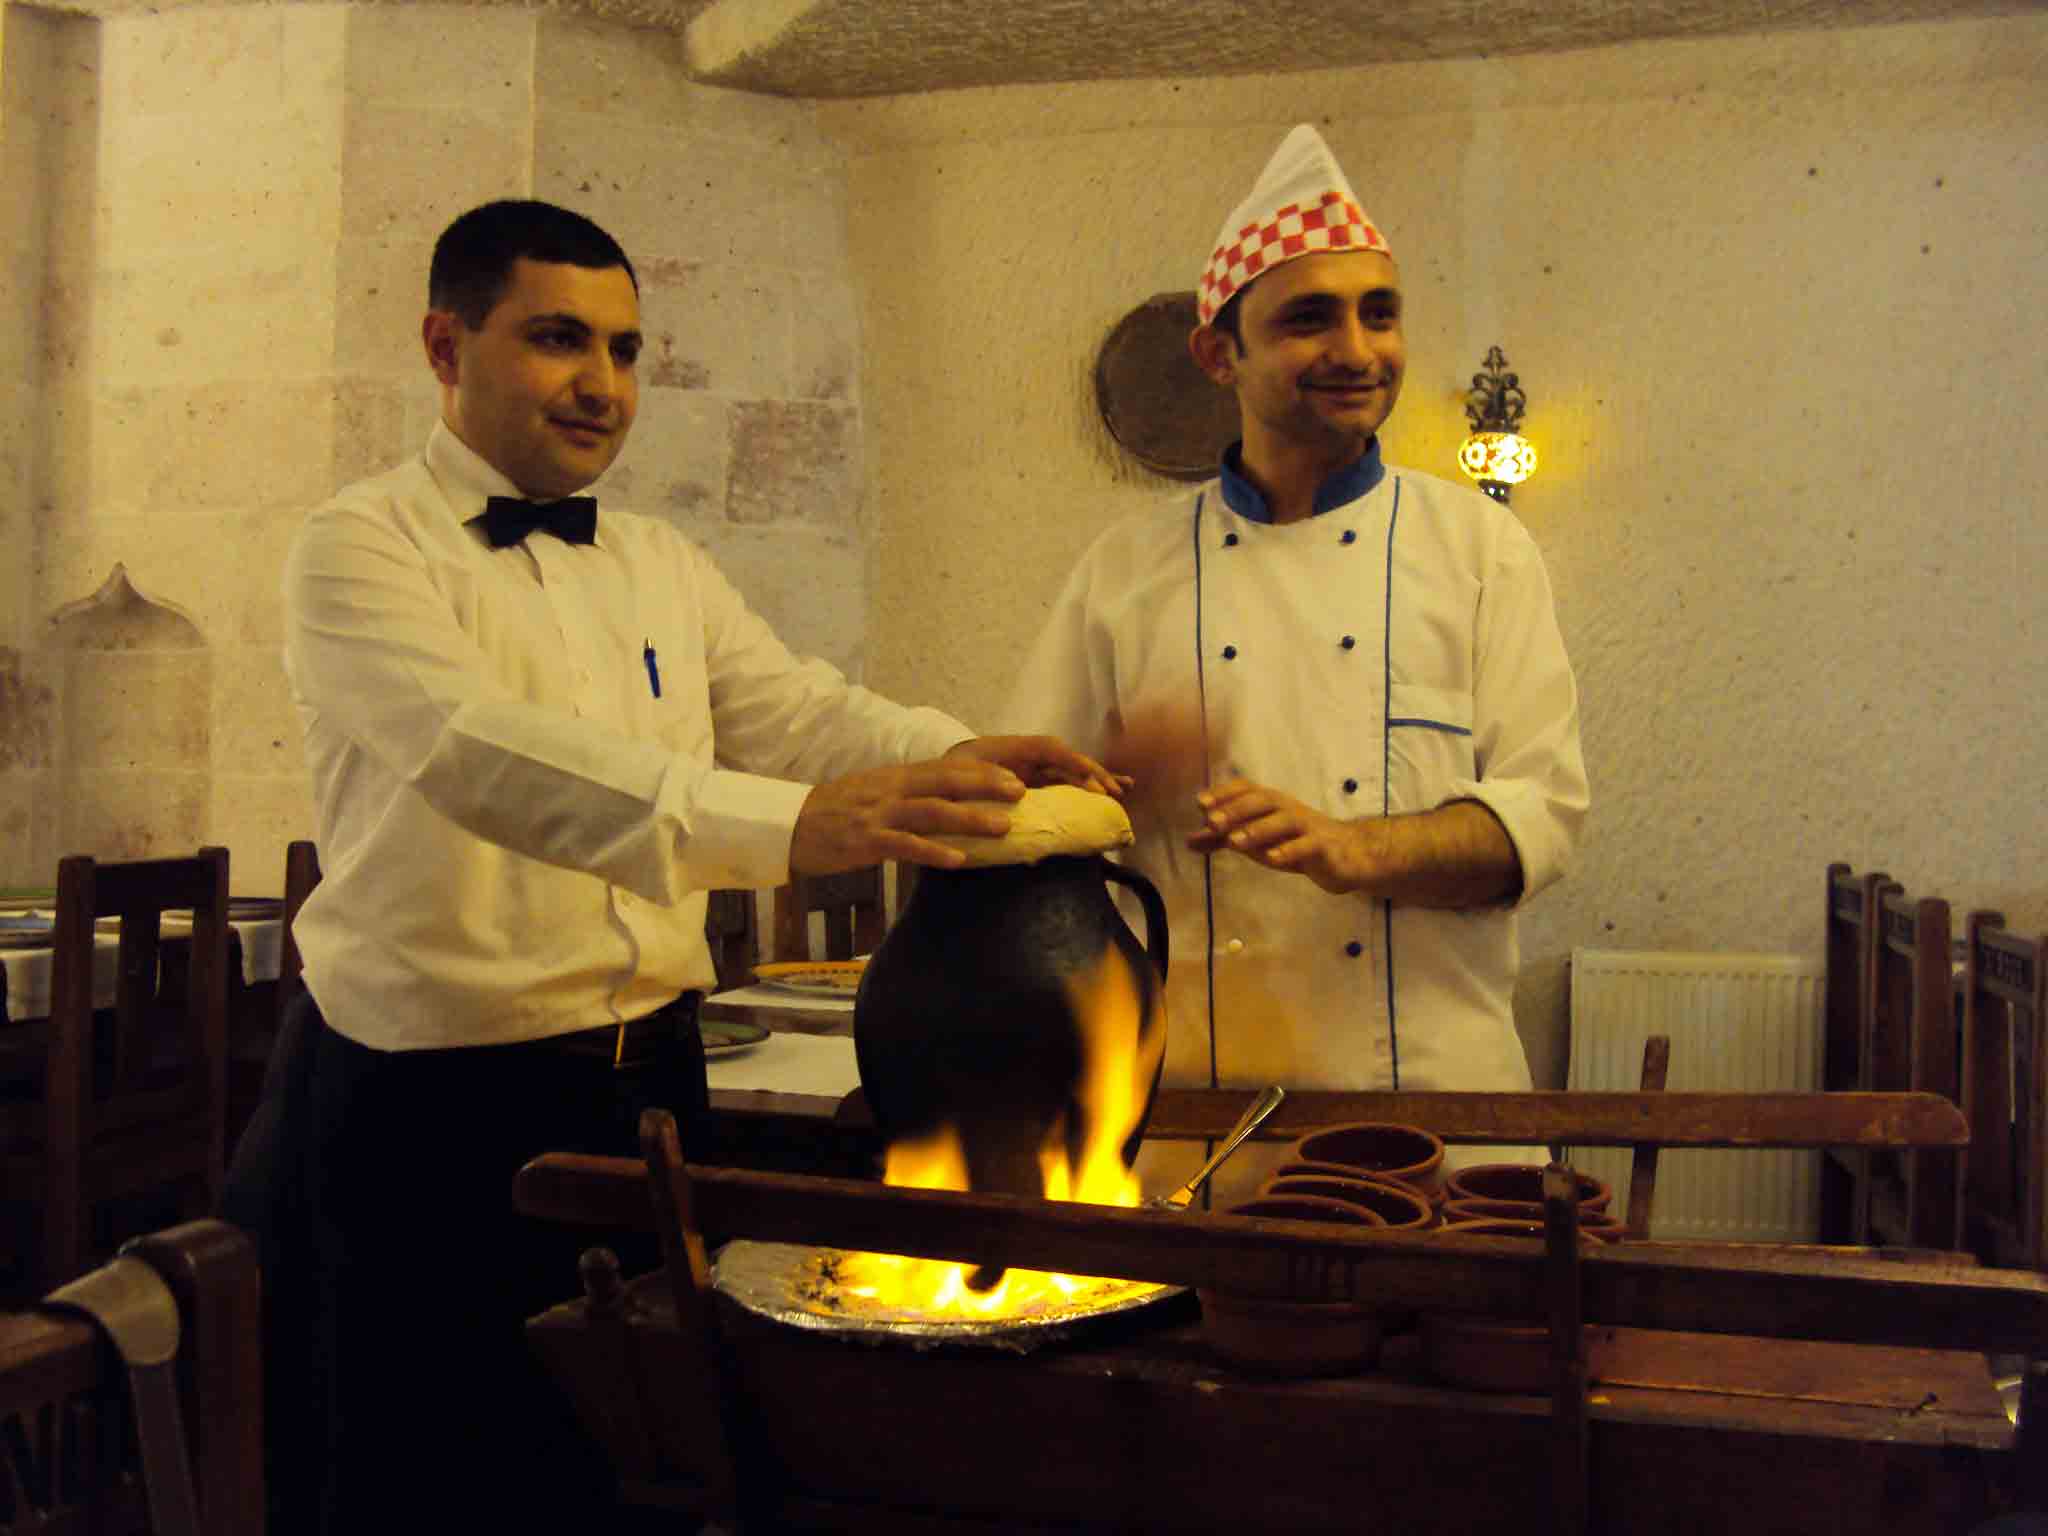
[1459,345,1537,503]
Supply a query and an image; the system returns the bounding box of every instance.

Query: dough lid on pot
[931,784,1133,867]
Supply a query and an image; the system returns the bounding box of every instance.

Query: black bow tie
[474,495,598,548]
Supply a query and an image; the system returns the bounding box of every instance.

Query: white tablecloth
[0,917,283,1023]
[704,983,854,1014]
[704,1031,861,1099]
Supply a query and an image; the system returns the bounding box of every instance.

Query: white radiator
[1566,947,1824,1243]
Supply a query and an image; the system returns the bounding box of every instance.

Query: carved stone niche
[46,564,212,860]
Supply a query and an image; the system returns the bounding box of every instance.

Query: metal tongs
[1148,1084,1287,1210]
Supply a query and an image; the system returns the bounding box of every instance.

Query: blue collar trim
[1217,438,1385,523]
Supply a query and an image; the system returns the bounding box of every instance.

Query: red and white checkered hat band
[1198,191,1388,325]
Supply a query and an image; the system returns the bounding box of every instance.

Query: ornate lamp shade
[1460,346,1534,504]
[1457,430,1537,489]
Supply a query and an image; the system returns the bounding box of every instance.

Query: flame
[833,945,1166,1319]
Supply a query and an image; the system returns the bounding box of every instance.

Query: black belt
[544,991,702,1070]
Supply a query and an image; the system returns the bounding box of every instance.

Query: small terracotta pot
[1418,1310,1615,1393]
[1441,1198,1623,1239]
[1290,1122,1447,1197]
[1196,1289,1386,1377]
[1223,1194,1388,1228]
[1442,1163,1611,1214]
[1423,1216,1614,1390]
[1262,1175,1435,1231]
[1438,1216,1612,1245]
[1198,1195,1387,1376]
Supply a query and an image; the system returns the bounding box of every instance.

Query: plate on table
[751,959,867,998]
[702,1020,770,1057]
[0,914,54,950]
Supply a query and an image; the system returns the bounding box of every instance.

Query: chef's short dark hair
[428,200,638,328]
[1208,288,1247,354]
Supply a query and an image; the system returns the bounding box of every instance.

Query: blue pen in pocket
[643,640,662,699]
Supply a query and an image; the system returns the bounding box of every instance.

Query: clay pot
[1423,1217,1615,1391]
[1198,1196,1387,1376]
[1269,1160,1432,1204]
[1289,1122,1446,1197]
[1261,1175,1435,1231]
[854,853,1168,1202]
[1442,1163,1611,1215]
[1441,1198,1623,1239]
[1222,1195,1386,1228]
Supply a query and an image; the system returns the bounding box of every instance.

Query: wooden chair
[1960,912,2047,1273]
[0,847,231,1298]
[0,1218,263,1535]
[704,890,760,991]
[224,840,320,1158]
[275,839,321,1021]
[770,867,888,962]
[1820,863,1888,1242]
[1863,884,1960,1249]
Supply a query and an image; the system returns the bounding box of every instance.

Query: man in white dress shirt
[225,199,1114,1534]
[1003,125,1589,1198]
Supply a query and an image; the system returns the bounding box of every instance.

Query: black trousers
[220,991,712,1535]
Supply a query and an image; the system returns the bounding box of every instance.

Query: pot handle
[1100,860,1169,981]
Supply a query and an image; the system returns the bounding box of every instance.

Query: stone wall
[0,1,868,892]
[818,15,2048,1086]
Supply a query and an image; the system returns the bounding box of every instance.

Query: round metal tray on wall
[1094,291,1239,482]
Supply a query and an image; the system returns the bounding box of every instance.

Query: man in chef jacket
[1003,124,1589,1193]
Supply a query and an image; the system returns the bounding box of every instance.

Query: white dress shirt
[1002,445,1589,1107]
[285,424,973,1051]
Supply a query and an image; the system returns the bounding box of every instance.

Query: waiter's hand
[791,759,1024,875]
[1190,778,1381,894]
[944,734,1128,798]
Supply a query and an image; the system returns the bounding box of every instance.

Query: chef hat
[1196,123,1390,326]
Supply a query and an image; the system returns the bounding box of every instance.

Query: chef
[1002,124,1589,1193]
[224,198,1116,1534]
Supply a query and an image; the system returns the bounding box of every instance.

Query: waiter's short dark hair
[428,200,638,328]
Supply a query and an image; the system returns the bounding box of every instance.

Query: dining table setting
[0,890,288,1030]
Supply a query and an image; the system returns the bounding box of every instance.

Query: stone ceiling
[31,0,2047,95]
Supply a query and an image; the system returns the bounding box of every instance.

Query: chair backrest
[1961,911,2047,1273]
[40,847,231,1293]
[1864,884,1958,1248]
[0,1219,264,1536]
[771,867,888,962]
[1823,863,1887,1095]
[277,839,321,1004]
[704,890,759,991]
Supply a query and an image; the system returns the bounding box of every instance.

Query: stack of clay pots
[1424,1162,1620,1392]
[1197,1122,1447,1377]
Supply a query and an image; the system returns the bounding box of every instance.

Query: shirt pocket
[1385,683,1476,815]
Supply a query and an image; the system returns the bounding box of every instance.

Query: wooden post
[1544,1164,1588,1536]
[1626,1035,1672,1239]
[638,1108,745,1522]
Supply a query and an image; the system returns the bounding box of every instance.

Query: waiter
[1003,125,1589,1194]
[225,198,1115,1533]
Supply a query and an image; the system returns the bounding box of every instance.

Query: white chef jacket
[1003,441,1588,1111]
[284,424,974,1052]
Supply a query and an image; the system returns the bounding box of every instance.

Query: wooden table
[700,990,870,1178]
[518,1092,2048,1535]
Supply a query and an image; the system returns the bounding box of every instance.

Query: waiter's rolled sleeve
[661,764,814,893]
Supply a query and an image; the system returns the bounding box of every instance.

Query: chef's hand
[1192,782,1525,907]
[790,759,1023,876]
[1189,778,1381,895]
[944,735,1128,798]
